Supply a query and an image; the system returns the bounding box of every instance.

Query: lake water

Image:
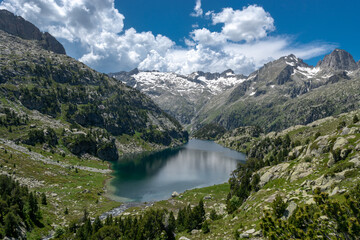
[108,139,246,202]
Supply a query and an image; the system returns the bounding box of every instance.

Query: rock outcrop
[0,9,66,54]
[316,48,358,71]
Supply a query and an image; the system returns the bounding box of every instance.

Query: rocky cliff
[0,9,66,54]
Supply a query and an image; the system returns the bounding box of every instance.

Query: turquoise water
[109,139,246,202]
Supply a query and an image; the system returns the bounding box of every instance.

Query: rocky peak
[220,69,234,77]
[316,49,358,71]
[0,9,66,54]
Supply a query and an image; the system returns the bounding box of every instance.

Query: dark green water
[109,139,246,202]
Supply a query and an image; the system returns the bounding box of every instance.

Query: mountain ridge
[0,9,66,55]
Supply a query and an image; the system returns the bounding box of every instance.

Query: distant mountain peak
[0,9,66,54]
[316,48,358,71]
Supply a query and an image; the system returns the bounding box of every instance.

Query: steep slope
[0,9,66,54]
[194,49,360,132]
[47,109,360,240]
[110,69,246,126]
[0,28,187,161]
[0,15,188,238]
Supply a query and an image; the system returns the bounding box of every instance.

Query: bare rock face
[0,9,66,54]
[316,49,358,71]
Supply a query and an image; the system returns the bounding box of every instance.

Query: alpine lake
[108,139,246,202]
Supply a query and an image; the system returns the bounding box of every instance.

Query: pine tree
[4,211,19,238]
[41,192,47,205]
[210,209,219,221]
[93,216,103,233]
[272,194,287,219]
[168,211,176,233]
[353,114,359,124]
[202,220,210,233]
[28,192,40,221]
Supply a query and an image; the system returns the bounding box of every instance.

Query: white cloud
[191,0,203,17]
[212,6,275,42]
[0,1,335,75]
[190,28,227,47]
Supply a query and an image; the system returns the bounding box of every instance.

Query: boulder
[253,230,262,237]
[191,229,200,235]
[289,146,303,159]
[290,162,313,181]
[240,233,250,238]
[327,157,336,168]
[244,228,256,234]
[350,157,360,167]
[330,186,340,196]
[282,201,297,220]
[259,163,290,187]
[333,137,349,150]
[171,191,179,198]
[341,127,350,135]
[179,237,190,240]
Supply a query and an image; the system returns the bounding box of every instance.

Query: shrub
[272,194,288,219]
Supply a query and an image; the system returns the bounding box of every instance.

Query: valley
[1,7,360,240]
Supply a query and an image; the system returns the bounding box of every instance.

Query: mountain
[0,9,66,54]
[193,49,360,132]
[0,13,189,238]
[110,69,247,126]
[0,22,187,161]
[316,48,358,71]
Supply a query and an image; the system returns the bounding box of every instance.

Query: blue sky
[0,0,358,74]
[117,0,359,65]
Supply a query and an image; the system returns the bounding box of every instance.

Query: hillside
[46,108,360,240]
[0,12,187,239]
[1,8,360,240]
[110,69,246,126]
[192,50,360,132]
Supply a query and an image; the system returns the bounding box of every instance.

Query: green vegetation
[0,175,42,239]
[193,123,227,140]
[261,185,360,239]
[227,134,293,213]
[53,199,207,240]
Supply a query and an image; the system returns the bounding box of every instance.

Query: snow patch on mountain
[131,71,246,95]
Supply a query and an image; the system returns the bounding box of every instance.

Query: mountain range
[2,8,360,240]
[112,48,360,134]
[110,69,246,126]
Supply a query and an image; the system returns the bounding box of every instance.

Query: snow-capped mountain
[193,49,360,132]
[111,49,360,133]
[110,69,247,125]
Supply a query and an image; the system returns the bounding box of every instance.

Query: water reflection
[110,139,246,202]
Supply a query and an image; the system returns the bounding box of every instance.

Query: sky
[0,0,359,75]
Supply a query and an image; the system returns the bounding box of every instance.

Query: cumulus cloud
[0,1,335,75]
[212,6,275,42]
[191,0,203,17]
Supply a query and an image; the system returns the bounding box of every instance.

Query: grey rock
[327,155,336,168]
[333,137,349,150]
[0,9,66,54]
[240,233,250,238]
[330,186,339,196]
[244,228,256,234]
[179,237,190,240]
[171,191,179,198]
[253,230,262,237]
[316,49,358,71]
[191,229,200,235]
[283,202,297,220]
